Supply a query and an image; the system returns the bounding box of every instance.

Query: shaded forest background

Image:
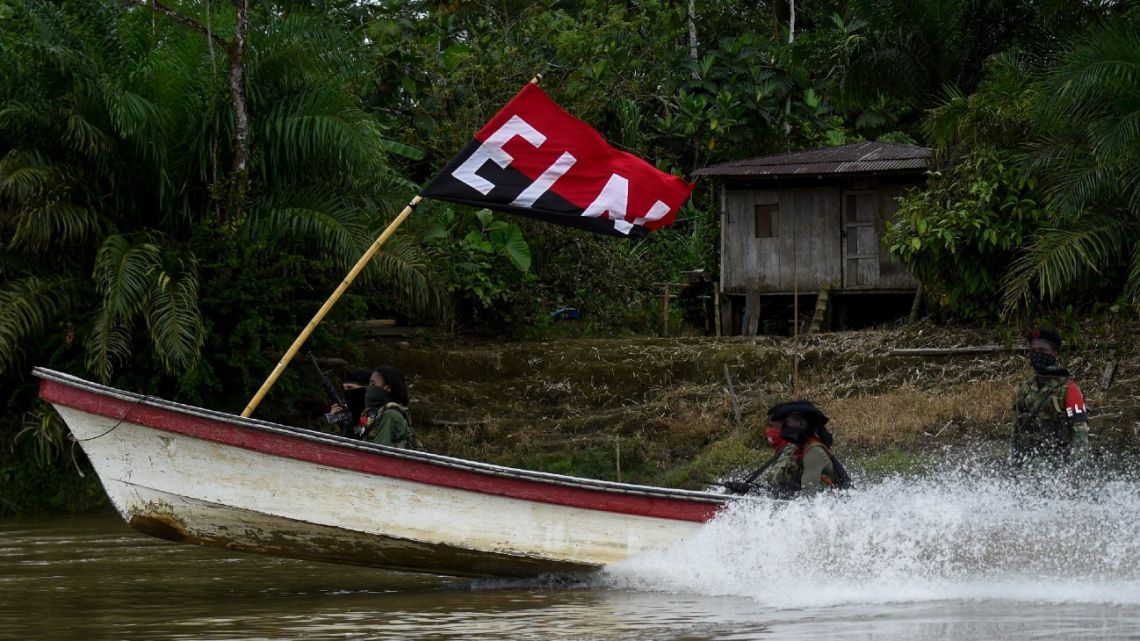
[2,0,1138,512]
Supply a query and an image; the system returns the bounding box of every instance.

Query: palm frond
[0,150,58,202]
[101,79,162,140]
[19,3,90,78]
[0,274,77,377]
[1037,25,1140,125]
[64,110,115,160]
[92,234,162,321]
[84,306,133,384]
[247,11,363,98]
[8,201,101,251]
[923,85,968,147]
[1123,164,1140,213]
[1001,214,1131,314]
[1,151,104,250]
[375,138,426,161]
[85,234,168,382]
[1090,107,1140,162]
[1026,132,1116,215]
[364,234,451,322]
[0,100,54,135]
[258,90,392,185]
[16,403,69,467]
[244,191,371,268]
[146,259,204,375]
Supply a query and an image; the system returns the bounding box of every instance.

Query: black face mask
[365,384,391,409]
[1028,351,1060,375]
[779,415,812,444]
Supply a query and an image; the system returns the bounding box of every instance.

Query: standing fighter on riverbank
[1011,327,1089,466]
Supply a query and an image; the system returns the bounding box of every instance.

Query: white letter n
[581,174,671,234]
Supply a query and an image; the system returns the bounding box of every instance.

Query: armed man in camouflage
[720,405,793,496]
[723,401,851,498]
[1011,328,1089,465]
[361,366,416,449]
[764,401,850,497]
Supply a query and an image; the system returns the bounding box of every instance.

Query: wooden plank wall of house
[722,187,844,294]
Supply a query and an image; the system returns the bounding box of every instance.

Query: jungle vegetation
[1,0,1137,511]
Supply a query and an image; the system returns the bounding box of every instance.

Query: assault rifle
[308,352,355,438]
[711,445,854,496]
[709,448,787,495]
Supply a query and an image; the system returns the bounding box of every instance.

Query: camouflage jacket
[767,440,839,498]
[1011,374,1088,462]
[363,402,415,449]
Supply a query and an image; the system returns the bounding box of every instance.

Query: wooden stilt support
[713,289,722,337]
[744,289,761,336]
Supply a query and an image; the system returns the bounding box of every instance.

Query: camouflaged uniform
[767,439,839,498]
[363,403,415,449]
[760,446,797,498]
[1011,374,1088,463]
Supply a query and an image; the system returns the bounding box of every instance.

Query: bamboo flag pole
[241,74,545,418]
[240,195,422,418]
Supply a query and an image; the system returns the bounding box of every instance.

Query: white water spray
[602,457,1140,608]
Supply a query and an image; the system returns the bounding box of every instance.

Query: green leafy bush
[886,150,1046,319]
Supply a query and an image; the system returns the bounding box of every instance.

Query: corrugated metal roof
[694,142,931,177]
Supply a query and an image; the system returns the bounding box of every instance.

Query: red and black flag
[422,83,694,237]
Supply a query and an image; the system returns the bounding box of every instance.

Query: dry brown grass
[366,323,1139,485]
[821,379,1019,450]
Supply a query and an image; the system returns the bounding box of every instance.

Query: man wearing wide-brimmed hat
[723,400,851,497]
[765,400,849,497]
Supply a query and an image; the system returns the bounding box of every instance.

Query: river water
[3,461,1139,640]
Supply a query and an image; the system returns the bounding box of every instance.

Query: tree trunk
[908,281,924,324]
[688,0,699,80]
[784,0,795,137]
[226,0,251,222]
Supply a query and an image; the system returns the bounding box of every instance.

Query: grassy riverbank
[365,320,1139,488]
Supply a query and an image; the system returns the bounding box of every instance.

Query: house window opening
[754,204,778,238]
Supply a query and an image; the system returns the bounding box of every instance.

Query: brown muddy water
[4,462,1140,641]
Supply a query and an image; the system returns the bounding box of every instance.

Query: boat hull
[38,369,727,577]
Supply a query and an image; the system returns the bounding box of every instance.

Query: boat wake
[598,454,1140,608]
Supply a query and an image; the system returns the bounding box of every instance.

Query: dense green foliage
[884,12,1140,319]
[885,54,1047,319]
[887,150,1047,319]
[0,0,442,509]
[1005,19,1140,313]
[2,0,1138,511]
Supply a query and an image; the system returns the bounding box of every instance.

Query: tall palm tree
[1003,16,1140,312]
[1,0,445,394]
[0,1,200,383]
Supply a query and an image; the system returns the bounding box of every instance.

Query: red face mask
[766,424,789,451]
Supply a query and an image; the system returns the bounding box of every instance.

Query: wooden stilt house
[694,142,930,335]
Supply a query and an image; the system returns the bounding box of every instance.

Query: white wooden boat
[35,367,729,577]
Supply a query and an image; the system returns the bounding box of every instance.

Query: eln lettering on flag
[422,83,694,237]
